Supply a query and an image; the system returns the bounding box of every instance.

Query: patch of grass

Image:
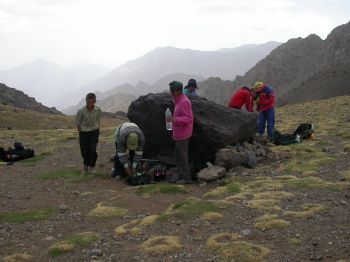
[289,238,301,245]
[206,233,270,262]
[283,157,336,173]
[284,203,328,219]
[254,214,290,231]
[115,219,141,236]
[114,215,160,236]
[203,187,228,198]
[243,178,284,192]
[139,215,160,226]
[206,233,240,249]
[48,232,99,257]
[225,192,249,203]
[167,197,219,218]
[344,144,350,152]
[158,213,171,222]
[340,170,350,181]
[22,154,46,166]
[286,176,344,191]
[87,202,128,218]
[0,208,55,223]
[226,182,241,193]
[253,191,295,200]
[203,182,241,199]
[4,253,32,262]
[136,184,187,197]
[201,212,224,221]
[302,171,318,176]
[140,236,182,255]
[38,169,107,183]
[247,199,281,212]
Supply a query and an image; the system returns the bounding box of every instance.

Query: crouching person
[113,122,145,178]
[168,81,194,184]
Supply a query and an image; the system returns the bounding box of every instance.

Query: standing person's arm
[246,93,254,112]
[76,110,82,133]
[116,132,131,175]
[96,108,102,128]
[228,95,235,108]
[173,101,193,125]
[132,132,145,171]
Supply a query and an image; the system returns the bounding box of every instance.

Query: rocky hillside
[198,77,235,106]
[0,83,61,114]
[199,21,350,106]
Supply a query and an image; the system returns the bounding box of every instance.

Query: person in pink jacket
[168,81,194,184]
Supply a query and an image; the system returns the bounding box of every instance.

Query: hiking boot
[88,167,97,174]
[80,165,88,176]
[176,179,194,185]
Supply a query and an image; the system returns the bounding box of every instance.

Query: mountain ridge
[199,21,350,106]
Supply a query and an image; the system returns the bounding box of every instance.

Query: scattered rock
[58,204,68,212]
[43,236,55,241]
[197,166,227,182]
[215,147,245,169]
[241,229,252,236]
[243,151,258,168]
[89,249,103,257]
[340,200,348,205]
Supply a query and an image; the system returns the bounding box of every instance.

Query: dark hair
[187,79,197,88]
[169,81,183,93]
[86,93,96,100]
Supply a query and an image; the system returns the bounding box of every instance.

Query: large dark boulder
[128,93,257,170]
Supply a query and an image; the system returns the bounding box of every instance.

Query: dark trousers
[175,139,191,180]
[258,108,275,138]
[79,129,99,167]
[114,142,135,177]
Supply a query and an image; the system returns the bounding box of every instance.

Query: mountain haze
[77,42,281,95]
[0,83,61,114]
[0,59,108,109]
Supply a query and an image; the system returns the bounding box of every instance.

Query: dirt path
[1,97,350,262]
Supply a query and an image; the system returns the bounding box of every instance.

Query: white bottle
[165,108,173,131]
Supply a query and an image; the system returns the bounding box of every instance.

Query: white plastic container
[165,108,173,131]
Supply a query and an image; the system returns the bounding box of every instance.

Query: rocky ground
[0,96,350,262]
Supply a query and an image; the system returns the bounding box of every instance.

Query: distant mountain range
[76,42,280,96]
[199,21,350,106]
[0,59,108,109]
[0,83,61,114]
[64,73,205,115]
[63,42,280,114]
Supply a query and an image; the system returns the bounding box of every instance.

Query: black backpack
[1,142,35,162]
[272,123,314,146]
[293,123,314,140]
[126,173,152,186]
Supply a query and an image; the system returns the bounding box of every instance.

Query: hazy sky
[0,0,349,70]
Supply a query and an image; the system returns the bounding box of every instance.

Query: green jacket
[76,106,102,132]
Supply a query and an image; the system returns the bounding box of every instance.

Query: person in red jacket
[254,82,275,139]
[228,86,253,112]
